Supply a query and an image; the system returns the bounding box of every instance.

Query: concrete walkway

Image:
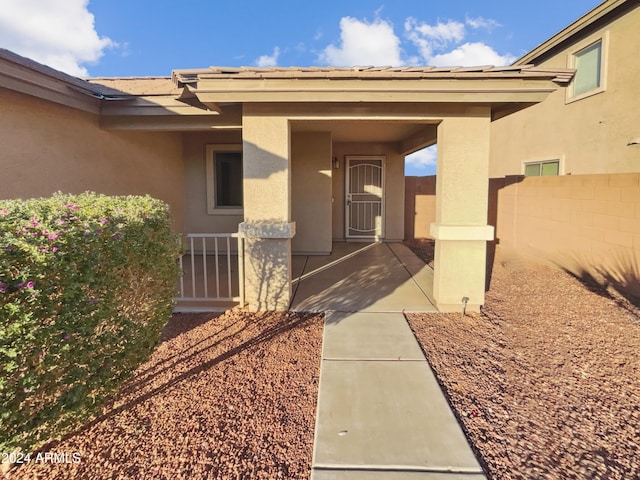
[291,243,487,480]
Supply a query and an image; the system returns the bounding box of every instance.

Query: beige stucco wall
[182,131,243,233]
[331,142,405,242]
[490,7,640,177]
[291,131,332,254]
[0,88,185,229]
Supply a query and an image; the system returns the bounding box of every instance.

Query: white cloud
[0,0,115,77]
[404,16,513,67]
[256,47,280,67]
[406,18,465,44]
[406,146,437,169]
[430,42,515,67]
[318,16,403,66]
[466,16,501,31]
[404,18,465,60]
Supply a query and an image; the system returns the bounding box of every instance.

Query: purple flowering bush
[0,192,180,453]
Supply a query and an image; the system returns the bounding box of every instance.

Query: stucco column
[240,108,295,311]
[430,110,494,312]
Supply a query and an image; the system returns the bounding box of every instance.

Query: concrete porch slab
[291,243,436,313]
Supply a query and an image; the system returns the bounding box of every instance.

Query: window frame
[205,144,243,215]
[523,159,562,177]
[566,32,608,103]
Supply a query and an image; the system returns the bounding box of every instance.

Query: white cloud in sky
[0,0,115,77]
[318,16,403,66]
[406,145,438,170]
[317,13,512,68]
[256,47,280,67]
[466,16,501,32]
[404,16,513,66]
[431,42,515,67]
[406,18,465,44]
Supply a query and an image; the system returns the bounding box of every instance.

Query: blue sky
[0,0,603,175]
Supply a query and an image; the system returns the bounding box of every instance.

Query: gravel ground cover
[4,310,323,480]
[406,239,640,479]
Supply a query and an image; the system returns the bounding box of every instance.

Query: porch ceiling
[291,120,437,145]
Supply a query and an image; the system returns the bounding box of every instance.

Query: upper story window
[206,144,243,215]
[524,160,560,177]
[568,34,607,102]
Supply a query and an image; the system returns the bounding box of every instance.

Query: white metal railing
[175,233,244,307]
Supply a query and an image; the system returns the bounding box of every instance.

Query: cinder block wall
[404,176,436,240]
[406,173,640,297]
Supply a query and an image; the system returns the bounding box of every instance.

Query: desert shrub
[0,192,181,453]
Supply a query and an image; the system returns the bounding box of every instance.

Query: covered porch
[174,240,436,313]
[291,242,436,313]
[101,65,573,313]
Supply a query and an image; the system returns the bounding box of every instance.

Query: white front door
[345,156,385,240]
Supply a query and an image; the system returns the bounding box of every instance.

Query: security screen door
[345,156,385,239]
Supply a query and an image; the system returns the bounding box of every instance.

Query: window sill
[566,86,605,104]
[207,208,243,216]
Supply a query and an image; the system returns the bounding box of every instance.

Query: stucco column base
[430,223,494,313]
[239,221,295,312]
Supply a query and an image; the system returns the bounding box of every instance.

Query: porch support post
[430,109,494,312]
[240,107,294,311]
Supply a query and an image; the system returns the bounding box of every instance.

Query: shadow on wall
[404,174,523,292]
[487,175,526,290]
[551,249,640,310]
[244,237,290,310]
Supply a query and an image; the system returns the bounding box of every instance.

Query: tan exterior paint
[405,176,436,239]
[291,132,333,254]
[240,108,294,311]
[182,131,243,233]
[406,170,640,300]
[2,48,574,312]
[496,174,639,299]
[431,112,494,312]
[490,2,640,177]
[0,88,185,229]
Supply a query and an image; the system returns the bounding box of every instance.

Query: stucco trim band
[430,224,495,241]
[238,221,296,239]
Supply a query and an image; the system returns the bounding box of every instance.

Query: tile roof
[173,65,575,86]
[87,77,179,96]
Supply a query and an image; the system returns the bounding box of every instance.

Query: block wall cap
[430,224,495,241]
[238,221,296,239]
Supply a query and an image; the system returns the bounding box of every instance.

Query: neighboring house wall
[0,88,185,229]
[291,132,333,254]
[332,142,405,242]
[490,5,640,178]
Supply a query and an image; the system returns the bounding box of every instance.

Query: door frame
[344,155,386,240]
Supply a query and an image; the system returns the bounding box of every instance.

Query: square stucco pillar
[240,109,295,311]
[430,110,494,312]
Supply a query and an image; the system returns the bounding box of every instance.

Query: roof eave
[513,0,638,65]
[0,48,102,114]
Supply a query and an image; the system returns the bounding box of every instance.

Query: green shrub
[0,192,181,453]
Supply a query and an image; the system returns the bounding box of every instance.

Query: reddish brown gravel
[407,240,640,480]
[5,310,323,480]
